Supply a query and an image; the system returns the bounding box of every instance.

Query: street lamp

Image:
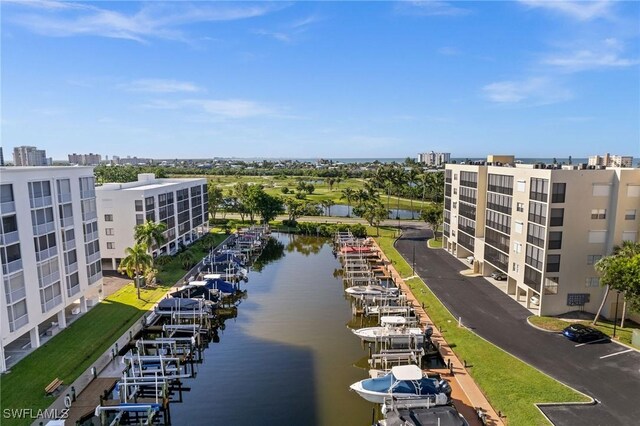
[613,291,620,338]
[412,241,416,276]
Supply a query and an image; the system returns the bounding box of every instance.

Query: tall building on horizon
[418,151,450,167]
[443,156,639,319]
[13,146,48,166]
[588,153,633,168]
[68,153,102,166]
[0,166,103,372]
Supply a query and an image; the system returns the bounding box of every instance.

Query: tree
[593,241,640,327]
[177,251,197,270]
[341,188,355,217]
[326,178,336,191]
[118,243,153,299]
[421,204,444,241]
[320,199,335,216]
[255,193,284,224]
[134,221,167,252]
[208,183,224,221]
[353,199,388,236]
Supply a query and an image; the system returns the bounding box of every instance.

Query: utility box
[632,329,640,348]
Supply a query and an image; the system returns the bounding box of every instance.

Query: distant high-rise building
[13,146,48,166]
[588,153,633,168]
[0,147,4,166]
[417,151,450,167]
[68,153,102,166]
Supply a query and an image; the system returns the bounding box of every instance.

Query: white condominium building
[588,153,633,168]
[0,167,103,372]
[96,174,208,270]
[418,151,451,167]
[13,146,48,166]
[443,158,639,318]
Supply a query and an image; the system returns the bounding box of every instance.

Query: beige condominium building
[443,156,639,318]
[0,167,103,372]
[96,174,208,271]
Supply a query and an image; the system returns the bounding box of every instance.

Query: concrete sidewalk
[371,239,504,426]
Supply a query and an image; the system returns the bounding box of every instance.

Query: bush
[154,255,172,266]
[295,222,367,238]
[282,219,298,227]
[281,187,290,194]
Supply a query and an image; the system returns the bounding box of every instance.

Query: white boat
[349,365,451,404]
[352,325,425,343]
[345,285,398,297]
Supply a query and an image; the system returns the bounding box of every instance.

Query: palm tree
[417,173,431,216]
[407,168,419,219]
[593,241,640,326]
[118,243,153,299]
[134,221,167,252]
[320,199,335,216]
[341,188,355,217]
[177,251,197,270]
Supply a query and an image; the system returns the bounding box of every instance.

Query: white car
[466,256,474,264]
[530,295,540,306]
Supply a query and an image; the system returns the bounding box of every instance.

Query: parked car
[490,271,507,281]
[562,324,607,343]
[466,256,474,264]
[530,295,540,306]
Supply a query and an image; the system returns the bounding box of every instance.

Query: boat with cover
[345,285,399,298]
[352,324,426,343]
[349,365,451,404]
[378,401,469,426]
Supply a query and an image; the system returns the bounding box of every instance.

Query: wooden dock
[65,377,119,425]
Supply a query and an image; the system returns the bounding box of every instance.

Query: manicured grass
[373,229,590,426]
[427,238,443,248]
[0,232,226,425]
[529,316,640,348]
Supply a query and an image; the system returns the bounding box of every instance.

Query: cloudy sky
[2,0,639,160]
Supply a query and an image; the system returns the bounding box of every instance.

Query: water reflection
[284,234,326,256]
[252,238,285,272]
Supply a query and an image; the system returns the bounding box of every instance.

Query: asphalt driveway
[395,224,640,426]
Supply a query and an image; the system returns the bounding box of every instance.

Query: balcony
[460,179,477,189]
[41,294,63,313]
[60,216,74,228]
[2,259,23,275]
[86,251,101,264]
[63,238,76,251]
[30,195,53,209]
[82,210,98,221]
[84,230,99,243]
[5,286,26,304]
[35,246,58,262]
[67,283,80,298]
[39,270,61,287]
[65,261,78,275]
[33,221,56,236]
[0,201,15,215]
[0,230,19,246]
[58,193,72,204]
[88,272,102,285]
[9,313,29,332]
[80,189,96,199]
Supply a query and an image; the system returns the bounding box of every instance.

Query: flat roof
[96,177,205,192]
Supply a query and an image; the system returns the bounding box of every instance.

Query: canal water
[171,233,376,426]
[323,204,420,219]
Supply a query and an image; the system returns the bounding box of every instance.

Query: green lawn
[0,232,226,425]
[427,238,443,248]
[372,227,590,426]
[529,316,639,348]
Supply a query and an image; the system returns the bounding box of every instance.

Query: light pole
[412,241,416,275]
[613,291,620,338]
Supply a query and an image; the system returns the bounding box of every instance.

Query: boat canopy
[392,365,423,381]
[381,316,407,326]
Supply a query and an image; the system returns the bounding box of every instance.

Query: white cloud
[254,14,323,44]
[437,46,460,56]
[142,98,281,119]
[123,79,203,93]
[482,77,572,105]
[253,29,291,43]
[542,38,639,72]
[518,0,613,21]
[395,1,471,17]
[5,1,287,42]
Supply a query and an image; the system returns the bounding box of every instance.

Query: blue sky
[2,1,639,160]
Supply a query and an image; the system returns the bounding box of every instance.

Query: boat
[349,365,451,404]
[345,285,398,297]
[352,325,425,343]
[378,401,469,426]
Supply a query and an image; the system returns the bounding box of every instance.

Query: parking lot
[396,224,640,426]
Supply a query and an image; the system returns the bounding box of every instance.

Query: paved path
[394,224,640,426]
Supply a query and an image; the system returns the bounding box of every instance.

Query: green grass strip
[371,227,590,426]
[529,316,639,348]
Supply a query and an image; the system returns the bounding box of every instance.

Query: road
[394,224,640,426]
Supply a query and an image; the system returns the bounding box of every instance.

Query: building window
[549,208,564,226]
[544,277,559,295]
[551,183,566,203]
[513,241,523,253]
[104,214,113,222]
[512,262,519,272]
[588,230,607,243]
[528,201,547,225]
[516,180,526,192]
[625,209,637,220]
[107,242,115,249]
[487,174,513,195]
[454,173,458,181]
[452,201,457,209]
[587,255,602,265]
[546,254,561,273]
[548,231,562,250]
[628,185,640,197]
[105,228,114,236]
[622,231,637,242]
[514,221,523,234]
[135,200,143,212]
[516,202,524,212]
[453,188,457,195]
[592,184,611,197]
[586,277,600,287]
[530,178,549,202]
[136,214,144,226]
[591,209,606,219]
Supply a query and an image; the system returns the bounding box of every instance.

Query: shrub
[154,255,172,266]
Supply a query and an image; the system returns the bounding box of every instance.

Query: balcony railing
[5,286,26,304]
[67,283,80,298]
[63,239,76,252]
[88,272,102,285]
[60,216,74,228]
[35,246,58,262]
[65,261,78,275]
[84,230,99,243]
[86,251,101,264]
[41,294,63,313]
[0,230,19,246]
[33,221,56,236]
[80,189,96,199]
[0,201,16,215]
[58,193,72,204]
[30,195,53,209]
[9,313,29,332]
[39,270,61,287]
[82,210,98,221]
[2,259,23,275]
